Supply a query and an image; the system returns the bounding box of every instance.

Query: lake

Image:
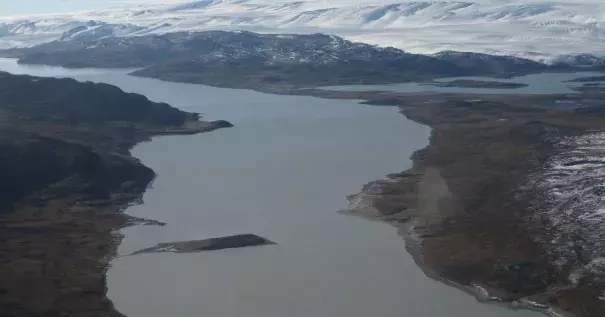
[0,58,545,317]
[322,72,605,95]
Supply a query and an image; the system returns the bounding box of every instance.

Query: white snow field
[1,0,604,62]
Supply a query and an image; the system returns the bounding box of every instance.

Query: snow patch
[521,132,605,279]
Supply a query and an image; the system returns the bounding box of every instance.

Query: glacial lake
[322,72,605,94]
[0,58,546,317]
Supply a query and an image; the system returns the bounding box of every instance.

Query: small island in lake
[422,79,528,89]
[130,234,276,255]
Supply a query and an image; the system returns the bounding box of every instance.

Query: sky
[0,0,175,16]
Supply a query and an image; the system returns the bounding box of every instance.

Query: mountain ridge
[1,0,604,62]
[1,30,572,92]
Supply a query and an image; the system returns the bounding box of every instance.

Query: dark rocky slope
[0,71,231,317]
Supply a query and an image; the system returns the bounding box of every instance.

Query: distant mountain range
[0,0,604,63]
[3,30,582,90]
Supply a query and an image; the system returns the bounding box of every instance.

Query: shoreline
[0,69,233,317]
[343,168,572,317]
[101,120,233,317]
[329,86,605,317]
[338,111,569,317]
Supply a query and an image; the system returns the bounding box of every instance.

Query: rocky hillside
[0,72,193,126]
[0,71,230,317]
[0,71,206,213]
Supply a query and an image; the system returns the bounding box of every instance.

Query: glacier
[0,0,604,62]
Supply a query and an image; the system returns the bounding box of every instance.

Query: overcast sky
[0,0,174,16]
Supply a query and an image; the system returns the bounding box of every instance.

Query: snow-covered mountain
[1,0,604,62]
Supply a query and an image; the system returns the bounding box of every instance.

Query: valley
[1,2,605,315]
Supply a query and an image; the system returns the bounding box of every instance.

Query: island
[4,30,605,317]
[421,79,528,89]
[0,71,232,317]
[130,234,276,255]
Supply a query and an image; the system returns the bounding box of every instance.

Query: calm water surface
[323,72,605,94]
[0,58,544,317]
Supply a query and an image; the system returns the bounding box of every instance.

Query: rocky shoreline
[343,156,573,317]
[336,89,605,317]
